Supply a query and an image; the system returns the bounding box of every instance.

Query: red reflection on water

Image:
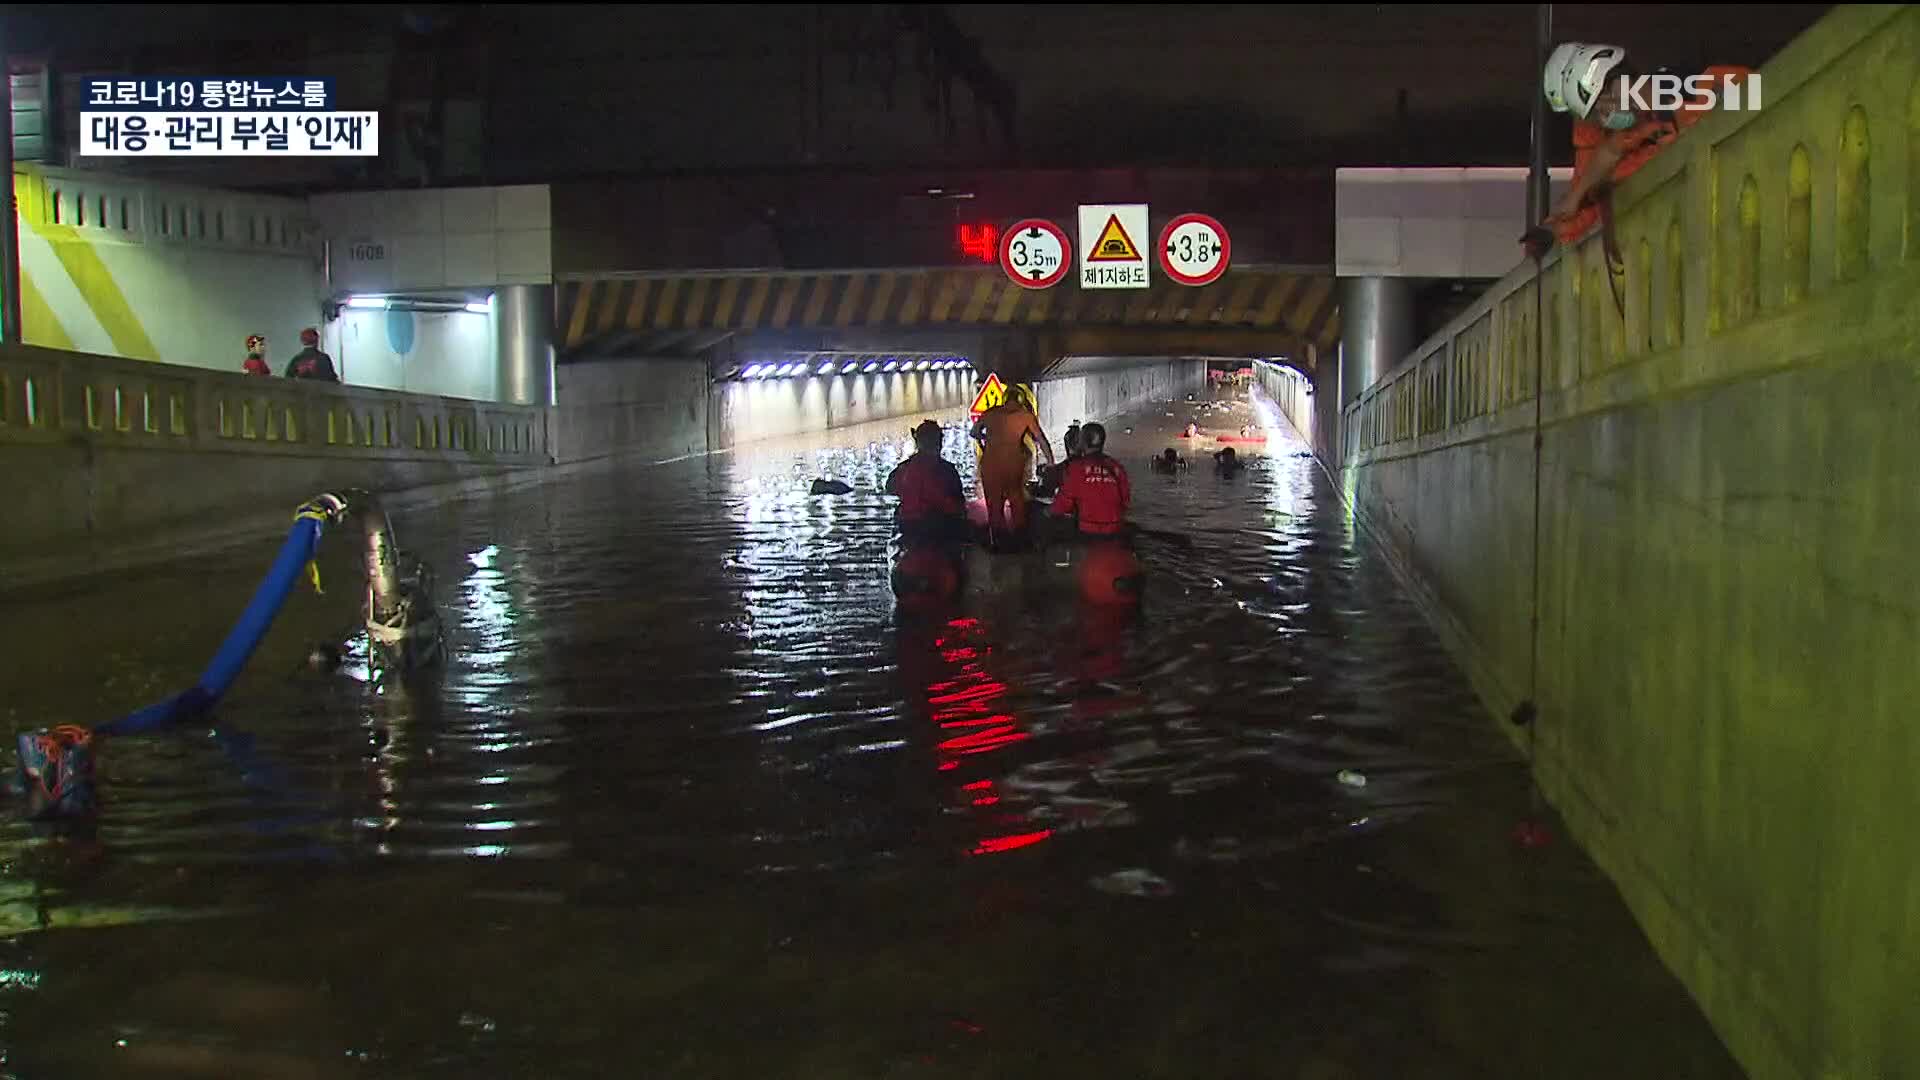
[971,829,1052,855]
[897,615,1043,853]
[938,725,1028,755]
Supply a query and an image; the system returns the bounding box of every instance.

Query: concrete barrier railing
[1327,8,1920,1080]
[1343,3,1916,464]
[0,342,548,463]
[0,342,551,585]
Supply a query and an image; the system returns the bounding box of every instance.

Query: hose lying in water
[19,490,443,820]
[95,493,349,737]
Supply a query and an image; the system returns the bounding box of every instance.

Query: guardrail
[1341,3,1916,464]
[0,343,550,464]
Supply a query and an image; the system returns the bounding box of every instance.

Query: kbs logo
[1617,72,1763,115]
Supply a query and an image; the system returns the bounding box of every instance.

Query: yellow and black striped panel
[558,266,1339,356]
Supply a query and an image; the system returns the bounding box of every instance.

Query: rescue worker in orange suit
[885,420,967,545]
[1530,44,1755,261]
[970,385,1055,550]
[284,327,339,381]
[242,334,272,377]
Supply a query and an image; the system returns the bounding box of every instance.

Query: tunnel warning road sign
[1077,204,1150,289]
[969,373,1007,418]
[1000,219,1071,289]
[1158,212,1231,286]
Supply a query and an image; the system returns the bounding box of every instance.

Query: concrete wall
[307,185,553,295]
[0,343,548,588]
[1256,362,1316,446]
[334,307,497,402]
[713,369,972,448]
[1337,166,1573,279]
[553,357,711,464]
[1033,356,1208,440]
[1334,8,1920,1080]
[13,165,321,373]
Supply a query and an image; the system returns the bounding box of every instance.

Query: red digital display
[956,223,999,263]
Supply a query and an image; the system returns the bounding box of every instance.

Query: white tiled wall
[309,184,553,295]
[1335,167,1573,279]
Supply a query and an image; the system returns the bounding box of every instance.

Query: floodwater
[0,390,1740,1079]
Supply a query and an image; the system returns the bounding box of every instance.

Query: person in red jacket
[242,334,272,376]
[886,420,967,544]
[1049,422,1131,537]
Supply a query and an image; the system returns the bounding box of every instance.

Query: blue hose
[96,514,327,737]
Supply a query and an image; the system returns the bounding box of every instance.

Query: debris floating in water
[1091,868,1174,897]
[1336,769,1368,788]
[809,479,853,495]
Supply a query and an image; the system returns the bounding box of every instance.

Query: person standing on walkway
[285,327,339,382]
[242,334,272,377]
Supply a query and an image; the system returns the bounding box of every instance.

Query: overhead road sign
[1077,204,1150,289]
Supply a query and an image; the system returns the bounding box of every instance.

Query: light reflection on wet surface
[0,393,1739,1078]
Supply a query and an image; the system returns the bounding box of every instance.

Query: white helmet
[1544,42,1628,119]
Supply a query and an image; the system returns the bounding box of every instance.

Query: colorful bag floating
[16,726,99,820]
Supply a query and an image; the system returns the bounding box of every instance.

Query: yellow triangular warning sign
[1087,214,1142,262]
[969,373,1006,416]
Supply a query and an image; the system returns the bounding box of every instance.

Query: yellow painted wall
[12,166,321,375]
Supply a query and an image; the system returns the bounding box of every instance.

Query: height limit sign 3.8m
[1000,219,1071,289]
[1157,212,1230,286]
[1078,204,1150,289]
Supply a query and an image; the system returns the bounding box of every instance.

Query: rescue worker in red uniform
[242,334,272,377]
[1049,423,1142,604]
[887,421,968,604]
[284,327,339,381]
[970,385,1055,550]
[1049,422,1131,537]
[885,420,967,545]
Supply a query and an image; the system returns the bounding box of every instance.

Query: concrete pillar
[495,284,555,405]
[1337,276,1416,408]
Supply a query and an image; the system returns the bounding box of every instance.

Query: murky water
[0,391,1739,1078]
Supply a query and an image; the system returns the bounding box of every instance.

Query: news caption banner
[79,78,378,157]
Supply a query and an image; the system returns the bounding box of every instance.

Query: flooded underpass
[0,388,1740,1079]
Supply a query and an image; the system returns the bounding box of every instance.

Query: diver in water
[1049,422,1131,539]
[1034,420,1086,498]
[1150,448,1185,474]
[1063,421,1085,460]
[1214,447,1245,477]
[885,420,967,544]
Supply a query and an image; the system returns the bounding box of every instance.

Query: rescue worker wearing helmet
[284,327,340,382]
[969,383,1056,549]
[242,334,272,377]
[885,420,968,545]
[1534,43,1754,257]
[1048,422,1131,538]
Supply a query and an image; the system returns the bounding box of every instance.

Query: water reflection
[0,397,1742,1078]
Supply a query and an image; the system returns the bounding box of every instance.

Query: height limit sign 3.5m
[1000,219,1071,289]
[1077,204,1150,289]
[1157,213,1230,286]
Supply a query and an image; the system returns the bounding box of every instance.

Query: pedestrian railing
[1343,3,1917,465]
[0,343,549,464]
